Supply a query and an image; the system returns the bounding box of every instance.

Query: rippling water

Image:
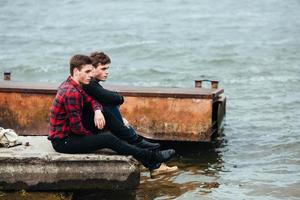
[1,0,300,199]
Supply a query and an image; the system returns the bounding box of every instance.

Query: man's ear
[73,68,79,77]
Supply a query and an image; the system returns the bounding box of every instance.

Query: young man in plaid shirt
[48,54,175,171]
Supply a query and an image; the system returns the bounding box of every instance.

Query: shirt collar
[94,77,101,82]
[67,76,84,92]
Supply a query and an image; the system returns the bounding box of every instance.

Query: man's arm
[83,79,124,106]
[84,92,106,129]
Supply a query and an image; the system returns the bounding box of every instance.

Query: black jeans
[82,105,139,143]
[51,131,153,168]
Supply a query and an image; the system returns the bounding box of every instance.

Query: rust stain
[120,97,213,141]
[0,92,53,135]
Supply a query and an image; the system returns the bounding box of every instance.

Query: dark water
[1,0,300,199]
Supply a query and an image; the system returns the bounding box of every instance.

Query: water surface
[0,0,300,199]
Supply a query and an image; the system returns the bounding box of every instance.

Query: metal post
[211,80,219,89]
[4,71,11,81]
[194,80,202,88]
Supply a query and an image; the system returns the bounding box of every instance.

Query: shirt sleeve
[64,91,93,136]
[83,80,124,106]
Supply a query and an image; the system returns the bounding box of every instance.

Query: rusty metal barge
[0,80,225,142]
[0,79,225,190]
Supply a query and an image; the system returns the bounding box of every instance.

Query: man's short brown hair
[90,51,111,67]
[69,55,92,76]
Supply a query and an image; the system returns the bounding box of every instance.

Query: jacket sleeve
[83,80,124,106]
[85,91,103,112]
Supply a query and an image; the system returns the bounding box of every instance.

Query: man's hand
[122,117,130,127]
[94,110,105,129]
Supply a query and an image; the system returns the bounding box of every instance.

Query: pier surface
[0,136,140,190]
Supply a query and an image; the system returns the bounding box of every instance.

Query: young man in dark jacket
[48,54,175,171]
[82,52,178,176]
[82,52,160,150]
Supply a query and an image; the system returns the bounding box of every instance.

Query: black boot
[149,149,176,169]
[134,137,160,150]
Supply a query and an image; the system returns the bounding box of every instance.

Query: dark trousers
[51,131,152,168]
[106,106,124,124]
[82,105,139,143]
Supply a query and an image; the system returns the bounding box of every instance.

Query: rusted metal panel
[0,81,224,142]
[216,94,226,130]
[0,92,53,135]
[120,97,213,141]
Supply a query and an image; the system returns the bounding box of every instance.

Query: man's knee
[97,131,118,141]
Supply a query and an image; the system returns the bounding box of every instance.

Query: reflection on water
[72,190,136,200]
[70,136,225,200]
[0,133,226,200]
[0,191,72,200]
[74,132,226,199]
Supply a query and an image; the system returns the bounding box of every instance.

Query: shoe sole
[150,166,178,178]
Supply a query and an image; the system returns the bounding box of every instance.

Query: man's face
[94,63,110,81]
[75,64,94,85]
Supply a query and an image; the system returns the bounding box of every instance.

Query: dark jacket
[82,78,124,133]
[82,78,124,106]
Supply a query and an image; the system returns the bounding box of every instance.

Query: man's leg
[103,107,177,175]
[105,106,124,124]
[103,106,138,141]
[50,132,174,170]
[103,106,160,150]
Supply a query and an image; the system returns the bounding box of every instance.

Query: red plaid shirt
[49,76,102,139]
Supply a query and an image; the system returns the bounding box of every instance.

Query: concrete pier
[0,136,140,190]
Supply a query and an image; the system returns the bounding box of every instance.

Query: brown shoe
[150,163,178,178]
